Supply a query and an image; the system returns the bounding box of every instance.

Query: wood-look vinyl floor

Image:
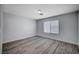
[2,36,79,54]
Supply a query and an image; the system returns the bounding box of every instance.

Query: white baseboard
[37,35,78,45]
[3,35,36,44]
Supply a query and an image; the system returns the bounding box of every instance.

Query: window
[43,20,59,34]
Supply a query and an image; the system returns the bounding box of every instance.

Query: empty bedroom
[0,4,79,54]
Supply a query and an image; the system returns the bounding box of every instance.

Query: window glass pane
[51,20,59,34]
[43,21,50,33]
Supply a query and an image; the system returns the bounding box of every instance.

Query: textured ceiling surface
[3,4,79,20]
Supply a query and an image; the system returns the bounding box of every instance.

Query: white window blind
[50,20,59,34]
[43,20,59,34]
[44,21,50,33]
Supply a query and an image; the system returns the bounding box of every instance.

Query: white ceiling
[2,4,79,20]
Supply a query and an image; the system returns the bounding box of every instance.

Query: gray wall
[0,5,2,54]
[3,12,36,43]
[36,12,78,45]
